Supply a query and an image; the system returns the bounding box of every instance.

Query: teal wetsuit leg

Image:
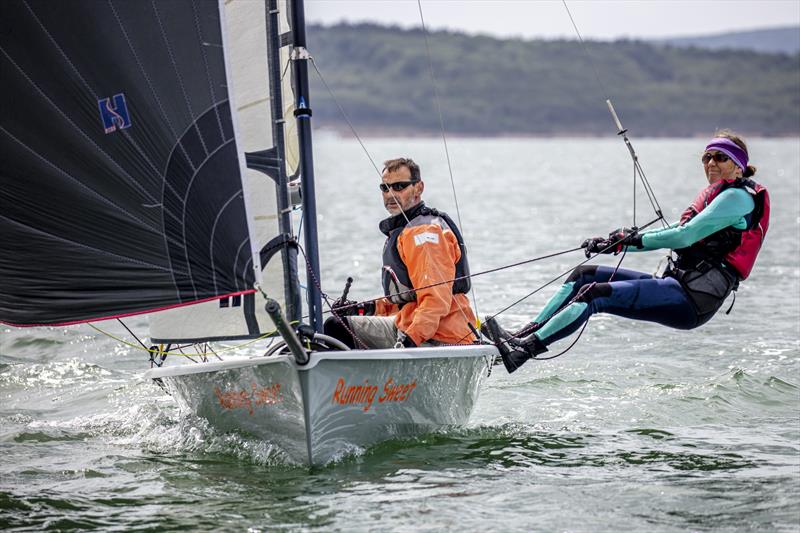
[533,282,576,323]
[534,265,650,324]
[534,265,699,347]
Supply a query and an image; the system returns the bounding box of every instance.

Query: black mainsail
[0,0,300,340]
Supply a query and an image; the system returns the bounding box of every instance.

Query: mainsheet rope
[451,220,653,353]
[315,213,659,321]
[314,245,584,317]
[299,231,634,362]
[450,215,663,346]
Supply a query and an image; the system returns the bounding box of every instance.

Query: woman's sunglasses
[701,152,730,164]
[379,180,418,193]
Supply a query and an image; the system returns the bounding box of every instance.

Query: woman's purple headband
[705,137,748,171]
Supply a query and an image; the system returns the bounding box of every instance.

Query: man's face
[381,165,423,216]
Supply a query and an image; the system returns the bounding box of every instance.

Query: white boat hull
[145,345,495,464]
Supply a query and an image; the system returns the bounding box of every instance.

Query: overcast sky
[305,0,800,41]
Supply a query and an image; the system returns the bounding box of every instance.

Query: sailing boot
[483,317,548,374]
[480,319,539,343]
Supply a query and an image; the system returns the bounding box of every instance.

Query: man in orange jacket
[325,158,477,349]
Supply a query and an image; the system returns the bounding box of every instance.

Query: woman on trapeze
[483,130,771,374]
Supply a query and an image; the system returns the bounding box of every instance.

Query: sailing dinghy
[0,0,495,464]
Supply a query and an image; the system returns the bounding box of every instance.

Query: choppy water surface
[2,138,799,531]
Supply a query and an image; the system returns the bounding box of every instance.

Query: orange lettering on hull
[332,378,379,411]
[332,377,417,411]
[378,378,417,404]
[214,383,283,415]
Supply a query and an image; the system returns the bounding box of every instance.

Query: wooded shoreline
[307,24,800,138]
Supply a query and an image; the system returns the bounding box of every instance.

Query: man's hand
[331,298,375,317]
[396,330,417,348]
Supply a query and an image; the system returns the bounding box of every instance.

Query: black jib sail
[0,0,300,340]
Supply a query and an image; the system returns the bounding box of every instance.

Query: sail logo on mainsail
[97,93,131,134]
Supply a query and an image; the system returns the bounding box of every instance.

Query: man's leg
[342,316,398,349]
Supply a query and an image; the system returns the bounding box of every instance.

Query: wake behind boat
[0,0,495,465]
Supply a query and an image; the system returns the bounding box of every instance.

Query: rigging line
[517,248,629,359]
[452,227,635,346]
[307,55,470,328]
[307,56,435,278]
[373,191,469,337]
[88,322,287,356]
[204,342,224,362]
[117,319,148,351]
[416,0,481,323]
[613,114,666,226]
[561,0,610,101]
[485,216,662,323]
[308,58,382,178]
[307,35,472,335]
[627,147,666,226]
[355,176,476,332]
[416,0,461,227]
[296,211,304,242]
[635,157,669,226]
[326,246,584,316]
[528,246,629,360]
[529,321,589,361]
[477,280,605,358]
[295,243,371,349]
[494,241,629,349]
[562,1,668,228]
[633,156,637,227]
[176,345,200,364]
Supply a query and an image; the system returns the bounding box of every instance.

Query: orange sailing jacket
[375,205,477,346]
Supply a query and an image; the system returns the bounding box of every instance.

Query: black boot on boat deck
[483,317,548,374]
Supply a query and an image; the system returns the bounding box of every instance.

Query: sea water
[1,137,798,531]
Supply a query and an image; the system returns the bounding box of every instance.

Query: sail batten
[148,0,300,342]
[0,0,297,338]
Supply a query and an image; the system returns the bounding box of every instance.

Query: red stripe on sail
[0,289,258,328]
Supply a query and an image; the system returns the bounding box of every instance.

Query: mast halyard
[289,0,324,332]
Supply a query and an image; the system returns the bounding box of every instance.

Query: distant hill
[306,23,800,137]
[658,26,800,55]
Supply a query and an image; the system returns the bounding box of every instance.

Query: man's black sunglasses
[379,180,418,193]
